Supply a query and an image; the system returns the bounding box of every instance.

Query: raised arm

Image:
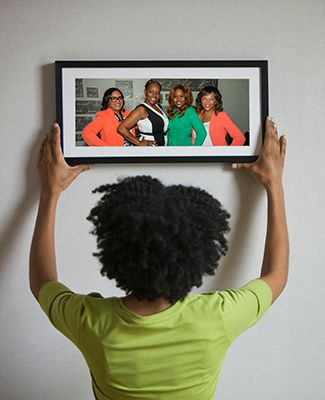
[29,124,90,300]
[232,117,288,302]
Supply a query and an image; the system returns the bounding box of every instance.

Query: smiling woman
[117,79,169,146]
[82,88,134,146]
[166,84,207,146]
[196,86,246,146]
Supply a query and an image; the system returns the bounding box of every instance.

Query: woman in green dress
[166,84,207,146]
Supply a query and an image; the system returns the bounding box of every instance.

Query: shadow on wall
[0,64,55,277]
[201,169,264,292]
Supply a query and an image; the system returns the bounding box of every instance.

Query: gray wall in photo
[219,79,249,133]
[1,1,324,399]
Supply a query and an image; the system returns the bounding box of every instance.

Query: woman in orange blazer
[195,86,245,146]
[82,88,133,146]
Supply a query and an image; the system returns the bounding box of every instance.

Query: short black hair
[87,176,230,303]
[144,79,162,90]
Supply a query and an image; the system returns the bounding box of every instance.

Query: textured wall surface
[1,1,324,399]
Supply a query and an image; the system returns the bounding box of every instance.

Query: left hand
[38,123,91,197]
[138,138,157,146]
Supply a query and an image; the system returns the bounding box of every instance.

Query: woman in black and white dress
[117,80,169,146]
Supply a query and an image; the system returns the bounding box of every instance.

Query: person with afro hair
[30,117,288,400]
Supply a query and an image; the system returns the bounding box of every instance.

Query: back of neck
[122,295,172,316]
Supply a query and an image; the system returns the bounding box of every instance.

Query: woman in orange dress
[195,86,245,146]
[82,88,133,146]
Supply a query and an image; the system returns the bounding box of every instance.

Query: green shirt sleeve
[38,281,85,345]
[188,107,207,146]
[218,279,273,343]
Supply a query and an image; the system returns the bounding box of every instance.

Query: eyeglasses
[109,95,124,103]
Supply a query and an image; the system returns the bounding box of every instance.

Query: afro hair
[87,175,230,303]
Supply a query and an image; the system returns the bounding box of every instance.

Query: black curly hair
[144,79,162,90]
[87,175,230,304]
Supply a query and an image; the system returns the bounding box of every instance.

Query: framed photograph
[56,60,268,164]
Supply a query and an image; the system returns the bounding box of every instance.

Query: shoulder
[186,279,272,311]
[182,281,272,345]
[188,107,203,123]
[186,106,197,115]
[95,108,113,118]
[39,281,82,301]
[210,111,228,124]
[215,111,229,119]
[41,280,117,314]
[216,279,273,325]
[186,106,200,119]
[136,103,146,109]
[133,104,148,116]
[39,280,115,312]
[83,294,116,315]
[183,292,224,313]
[136,103,149,111]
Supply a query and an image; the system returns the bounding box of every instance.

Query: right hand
[232,116,286,190]
[138,138,157,146]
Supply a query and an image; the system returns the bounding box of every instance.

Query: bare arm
[29,124,90,300]
[232,117,288,302]
[260,182,288,302]
[117,106,155,146]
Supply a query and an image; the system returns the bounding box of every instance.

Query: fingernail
[232,163,237,169]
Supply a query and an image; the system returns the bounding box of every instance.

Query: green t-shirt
[167,106,207,146]
[39,279,272,400]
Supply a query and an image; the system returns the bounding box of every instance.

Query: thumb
[71,164,92,176]
[279,135,287,162]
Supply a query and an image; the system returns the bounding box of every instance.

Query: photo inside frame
[75,78,249,148]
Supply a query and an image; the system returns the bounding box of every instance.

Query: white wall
[1,1,324,399]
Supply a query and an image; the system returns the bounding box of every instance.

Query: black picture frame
[56,60,268,164]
